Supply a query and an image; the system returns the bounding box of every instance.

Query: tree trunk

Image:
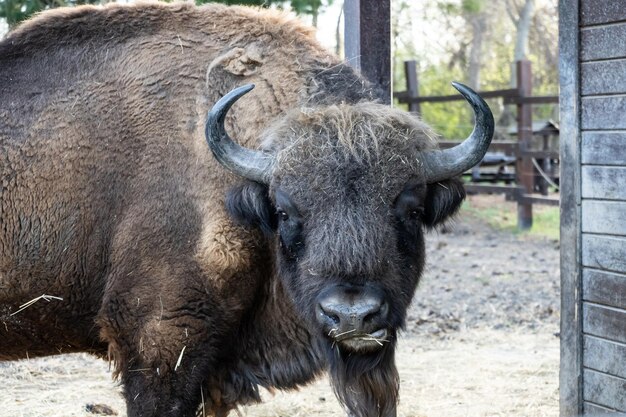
[335,1,343,56]
[468,13,487,90]
[511,0,534,85]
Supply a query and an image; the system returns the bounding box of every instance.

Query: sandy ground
[0,195,560,417]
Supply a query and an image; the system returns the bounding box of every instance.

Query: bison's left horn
[205,84,275,184]
[419,82,494,183]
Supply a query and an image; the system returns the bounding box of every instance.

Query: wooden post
[516,60,533,230]
[558,0,582,414]
[540,134,550,196]
[404,60,420,114]
[344,0,391,104]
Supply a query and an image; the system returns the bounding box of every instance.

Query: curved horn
[205,84,275,183]
[419,82,494,183]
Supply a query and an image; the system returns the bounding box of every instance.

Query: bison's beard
[327,340,399,417]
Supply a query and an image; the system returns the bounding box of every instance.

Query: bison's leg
[119,342,215,417]
[97,276,229,417]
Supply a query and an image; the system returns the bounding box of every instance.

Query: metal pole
[404,60,420,114]
[344,0,391,104]
[516,59,533,230]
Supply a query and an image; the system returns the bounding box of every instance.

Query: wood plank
[559,0,583,414]
[585,401,626,416]
[464,184,520,195]
[581,1,626,26]
[582,200,626,236]
[582,60,626,96]
[584,336,626,380]
[581,23,626,61]
[439,140,517,153]
[582,166,626,201]
[582,96,626,130]
[520,194,560,206]
[582,234,626,274]
[583,303,626,344]
[583,369,626,411]
[582,132,626,165]
[515,95,559,104]
[516,60,533,230]
[583,268,626,310]
[395,88,517,104]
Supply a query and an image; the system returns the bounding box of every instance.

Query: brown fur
[0,3,460,417]
[0,3,361,415]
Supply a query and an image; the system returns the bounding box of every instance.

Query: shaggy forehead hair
[265,102,439,198]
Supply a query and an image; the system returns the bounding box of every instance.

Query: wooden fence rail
[394,59,559,230]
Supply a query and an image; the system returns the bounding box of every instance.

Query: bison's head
[205,84,493,417]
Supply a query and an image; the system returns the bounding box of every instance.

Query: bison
[0,2,494,417]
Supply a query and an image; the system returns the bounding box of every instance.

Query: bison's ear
[207,45,264,78]
[226,181,276,235]
[423,178,466,228]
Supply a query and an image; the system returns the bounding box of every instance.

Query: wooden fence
[394,60,559,229]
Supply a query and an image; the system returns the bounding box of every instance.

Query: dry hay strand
[10,294,63,316]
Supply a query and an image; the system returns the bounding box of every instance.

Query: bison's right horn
[205,84,275,184]
[418,82,494,183]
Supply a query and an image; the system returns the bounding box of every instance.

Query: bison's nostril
[318,303,341,325]
[327,313,340,325]
[363,312,377,323]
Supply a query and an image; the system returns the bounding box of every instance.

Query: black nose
[316,285,389,335]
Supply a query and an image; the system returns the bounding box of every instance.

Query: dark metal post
[344,0,391,104]
[516,60,533,230]
[540,134,550,196]
[404,60,420,114]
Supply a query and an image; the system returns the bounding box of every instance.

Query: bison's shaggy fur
[1,2,466,417]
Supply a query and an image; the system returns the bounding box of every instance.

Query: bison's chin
[336,329,390,354]
[327,338,399,417]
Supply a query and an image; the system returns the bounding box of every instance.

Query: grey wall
[560,1,626,415]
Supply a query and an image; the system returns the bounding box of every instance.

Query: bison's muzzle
[316,284,390,353]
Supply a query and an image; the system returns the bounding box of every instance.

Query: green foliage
[289,0,332,16]
[1,0,333,28]
[195,0,275,6]
[436,0,485,15]
[197,0,333,20]
[461,0,485,14]
[415,65,473,141]
[394,0,559,140]
[0,0,103,28]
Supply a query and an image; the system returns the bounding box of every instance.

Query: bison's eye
[395,191,424,224]
[408,208,424,221]
[274,190,304,258]
[277,209,289,222]
[394,180,427,230]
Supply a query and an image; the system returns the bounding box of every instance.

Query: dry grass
[0,353,125,417]
[244,329,559,417]
[0,328,558,417]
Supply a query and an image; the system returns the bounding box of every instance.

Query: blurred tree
[0,0,104,28]
[196,0,334,26]
[1,0,333,29]
[393,0,557,140]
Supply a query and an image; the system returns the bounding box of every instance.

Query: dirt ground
[0,195,560,417]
